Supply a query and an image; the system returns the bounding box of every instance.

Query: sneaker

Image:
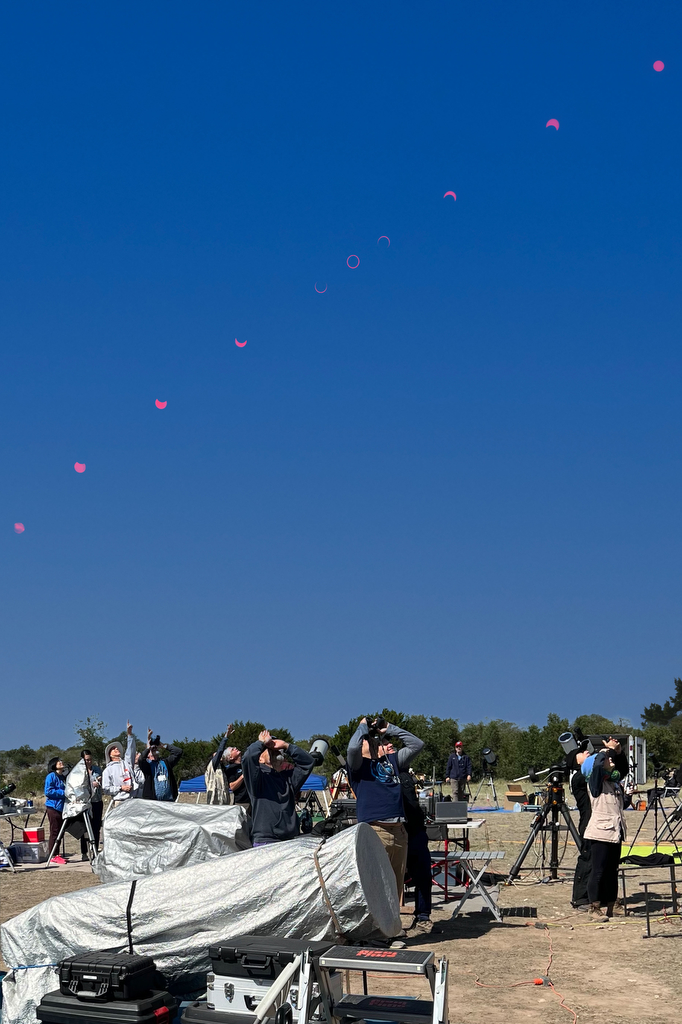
[587,902,604,917]
[414,918,433,935]
[51,856,67,865]
[390,939,407,949]
[607,902,625,917]
[81,854,89,861]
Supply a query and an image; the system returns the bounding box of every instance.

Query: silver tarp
[1,823,400,1024]
[62,760,91,819]
[93,801,251,882]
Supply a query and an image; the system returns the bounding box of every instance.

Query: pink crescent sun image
[377,236,390,245]
[443,192,456,201]
[314,283,327,293]
[14,523,24,534]
[654,60,665,72]
[74,462,86,473]
[235,338,247,347]
[155,399,167,409]
[546,119,560,130]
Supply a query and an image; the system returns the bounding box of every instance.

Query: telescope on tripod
[507,761,582,883]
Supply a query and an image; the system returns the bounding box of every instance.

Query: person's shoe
[587,901,604,917]
[390,935,408,949]
[606,902,625,917]
[50,855,67,865]
[414,918,433,935]
[572,902,590,912]
[81,854,89,861]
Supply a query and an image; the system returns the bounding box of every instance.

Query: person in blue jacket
[446,741,473,803]
[44,757,68,864]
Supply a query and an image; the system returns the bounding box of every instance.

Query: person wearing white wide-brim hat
[101,723,140,806]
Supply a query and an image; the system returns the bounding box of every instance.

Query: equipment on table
[0,797,40,874]
[434,801,468,824]
[36,951,176,1024]
[507,767,582,882]
[183,942,448,1024]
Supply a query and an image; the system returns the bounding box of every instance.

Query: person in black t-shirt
[212,729,250,807]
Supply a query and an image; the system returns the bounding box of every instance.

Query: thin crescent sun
[314,283,327,293]
[235,338,247,347]
[443,191,457,200]
[377,236,390,246]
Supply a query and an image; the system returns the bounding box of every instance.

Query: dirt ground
[1,800,681,1024]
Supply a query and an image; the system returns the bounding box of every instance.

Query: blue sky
[2,3,681,748]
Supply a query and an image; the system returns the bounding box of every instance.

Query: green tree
[642,679,682,727]
[571,713,620,737]
[74,716,108,763]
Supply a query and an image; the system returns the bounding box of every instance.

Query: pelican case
[209,936,335,981]
[36,989,176,1024]
[57,952,160,1002]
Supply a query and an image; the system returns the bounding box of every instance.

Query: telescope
[309,738,329,768]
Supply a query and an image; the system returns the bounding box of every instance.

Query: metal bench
[444,850,506,923]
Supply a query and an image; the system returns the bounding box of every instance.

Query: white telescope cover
[93,801,251,882]
[1,823,400,1024]
[62,760,92,821]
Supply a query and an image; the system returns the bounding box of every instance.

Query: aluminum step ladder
[310,946,449,1024]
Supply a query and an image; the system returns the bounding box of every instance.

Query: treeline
[4,682,682,796]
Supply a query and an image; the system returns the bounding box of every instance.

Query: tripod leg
[490,776,499,809]
[560,803,582,852]
[45,817,69,868]
[507,803,550,882]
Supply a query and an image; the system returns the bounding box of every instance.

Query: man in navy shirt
[347,717,424,902]
[446,741,472,803]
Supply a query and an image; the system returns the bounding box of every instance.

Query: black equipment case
[209,936,336,981]
[36,951,176,1024]
[36,989,177,1024]
[58,953,160,1002]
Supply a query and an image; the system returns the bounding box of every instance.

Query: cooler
[23,827,45,843]
[206,936,340,1019]
[9,840,49,863]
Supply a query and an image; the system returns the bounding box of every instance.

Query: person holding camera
[137,729,184,801]
[101,722,144,806]
[242,730,315,845]
[347,717,424,902]
[581,747,627,917]
[568,737,628,909]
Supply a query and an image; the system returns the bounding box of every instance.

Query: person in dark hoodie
[137,730,184,801]
[242,730,314,845]
[581,749,627,917]
[44,757,68,864]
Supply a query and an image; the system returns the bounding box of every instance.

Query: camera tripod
[471,771,500,809]
[507,776,582,882]
[45,809,97,867]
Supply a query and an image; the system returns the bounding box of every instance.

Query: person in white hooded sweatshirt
[101,722,143,806]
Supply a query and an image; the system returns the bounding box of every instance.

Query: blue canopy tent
[178,773,329,807]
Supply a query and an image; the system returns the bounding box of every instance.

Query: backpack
[205,757,231,805]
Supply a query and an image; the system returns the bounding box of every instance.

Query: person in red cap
[446,741,472,803]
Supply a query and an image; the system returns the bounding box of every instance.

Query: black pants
[80,803,103,854]
[571,777,592,906]
[587,840,621,905]
[405,830,433,918]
